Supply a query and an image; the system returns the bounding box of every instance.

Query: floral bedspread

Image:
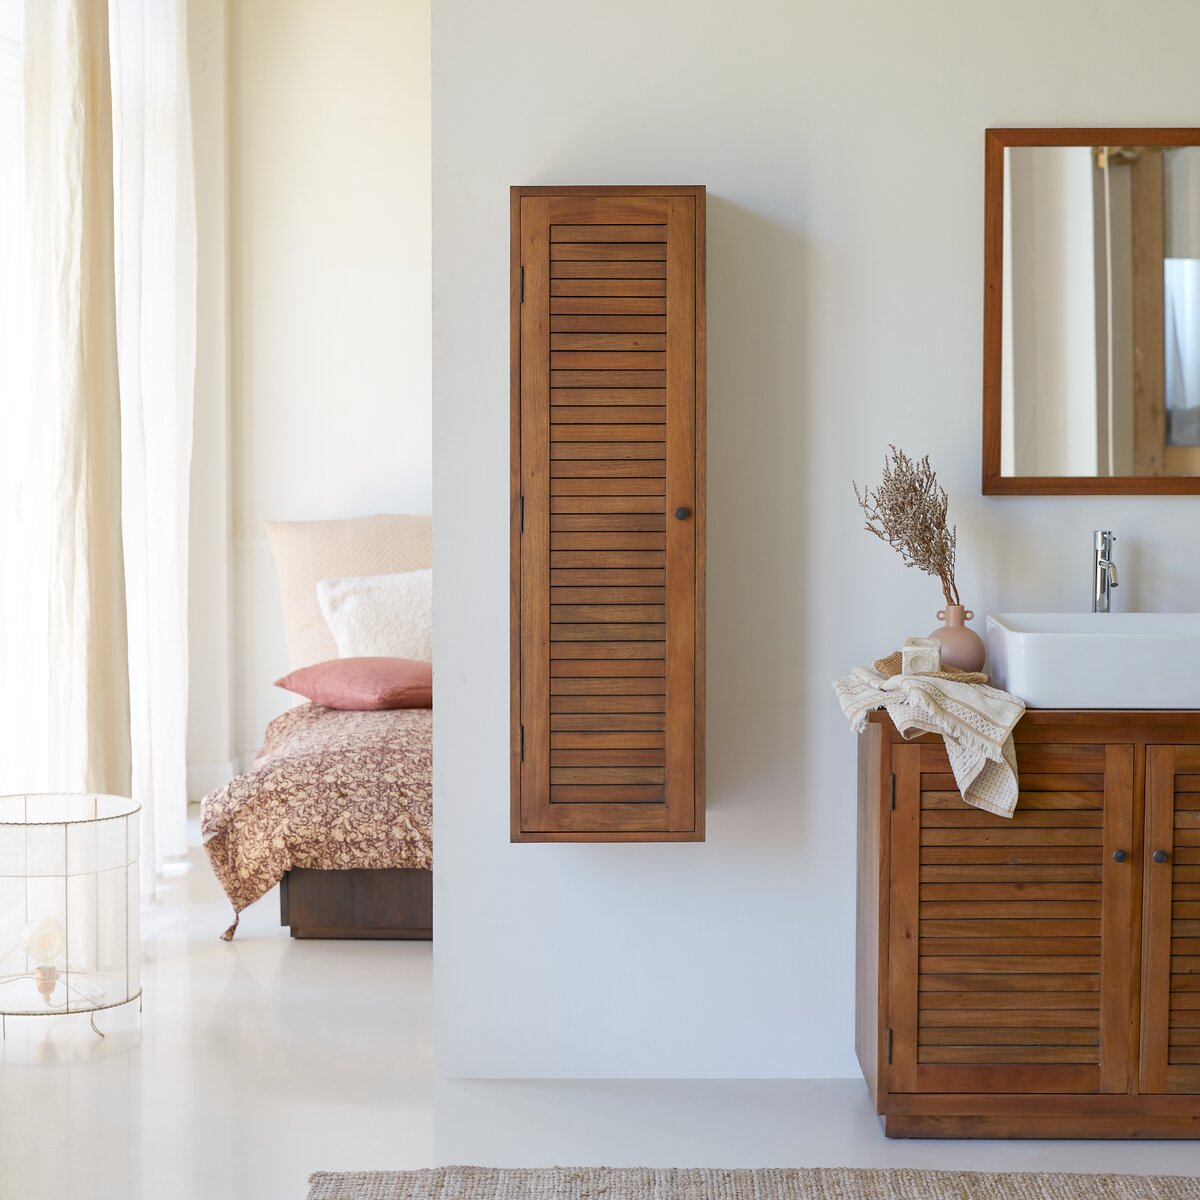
[201,703,432,939]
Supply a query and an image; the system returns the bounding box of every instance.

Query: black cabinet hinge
[520,266,525,302]
[520,724,525,761]
[520,494,525,532]
[889,773,895,810]
[887,1028,893,1064]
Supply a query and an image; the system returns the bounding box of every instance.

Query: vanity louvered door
[511,186,705,841]
[1141,746,1200,1094]
[887,740,1135,1093]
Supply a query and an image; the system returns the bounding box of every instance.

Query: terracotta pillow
[274,657,432,711]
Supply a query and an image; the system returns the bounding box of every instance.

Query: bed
[201,701,432,940]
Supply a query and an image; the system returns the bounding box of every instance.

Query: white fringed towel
[833,667,1026,817]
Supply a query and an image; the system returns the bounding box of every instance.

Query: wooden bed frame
[279,867,432,939]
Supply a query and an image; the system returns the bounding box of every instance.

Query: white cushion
[317,569,433,662]
[266,514,432,669]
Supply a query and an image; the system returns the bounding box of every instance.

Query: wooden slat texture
[550,441,665,459]
[550,352,666,371]
[920,847,1100,864]
[919,974,1100,992]
[550,695,665,714]
[551,370,667,388]
[550,459,666,478]
[550,713,665,731]
[920,901,1101,919]
[550,242,667,260]
[921,829,1103,846]
[921,810,1103,827]
[1142,746,1200,1091]
[551,408,666,426]
[919,866,1102,883]
[920,938,1101,956]
[922,791,1101,810]
[920,991,1101,1010]
[923,772,1105,792]
[549,786,663,804]
[550,642,665,660]
[551,279,666,297]
[551,316,668,333]
[552,587,666,605]
[551,334,667,351]
[552,567,665,584]
[895,743,1135,1095]
[550,658,665,675]
[920,1029,1100,1046]
[921,919,1099,937]
[921,883,1100,900]
[549,678,666,696]
[551,262,667,279]
[550,224,667,241]
[550,424,665,443]
[920,1046,1098,1065]
[551,388,667,405]
[550,732,665,749]
[551,603,665,622]
[550,297,666,315]
[920,1008,1099,1027]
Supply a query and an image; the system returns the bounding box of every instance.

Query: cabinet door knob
[1112,849,1127,863]
[1153,849,1168,864]
[674,507,690,520]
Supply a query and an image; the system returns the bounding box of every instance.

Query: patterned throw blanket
[833,667,1026,817]
[201,703,432,938]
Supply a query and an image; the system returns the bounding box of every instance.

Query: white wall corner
[187,759,235,802]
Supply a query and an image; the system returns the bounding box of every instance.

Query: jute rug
[306,1166,1200,1200]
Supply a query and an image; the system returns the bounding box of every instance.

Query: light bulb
[21,917,65,966]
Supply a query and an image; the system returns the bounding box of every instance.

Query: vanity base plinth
[859,710,1200,1141]
[879,1097,1200,1140]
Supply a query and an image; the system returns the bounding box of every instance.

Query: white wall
[188,0,433,784]
[432,0,1200,1079]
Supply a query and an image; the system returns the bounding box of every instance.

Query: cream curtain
[22,0,131,798]
[8,0,196,890]
[109,0,196,887]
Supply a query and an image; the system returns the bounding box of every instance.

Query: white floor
[0,820,435,1200]
[2,820,1198,1200]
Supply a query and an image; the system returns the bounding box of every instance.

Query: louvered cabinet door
[887,740,1135,1094]
[1141,746,1200,1094]
[511,187,705,841]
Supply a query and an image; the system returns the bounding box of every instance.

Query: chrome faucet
[1093,530,1118,613]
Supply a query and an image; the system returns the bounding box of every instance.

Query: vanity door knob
[1153,849,1168,864]
[674,507,690,520]
[1112,849,1127,863]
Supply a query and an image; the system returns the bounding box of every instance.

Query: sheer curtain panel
[10,0,196,890]
[109,0,197,886]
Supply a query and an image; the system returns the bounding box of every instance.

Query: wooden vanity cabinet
[858,710,1200,1138]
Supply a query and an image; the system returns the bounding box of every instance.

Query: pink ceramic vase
[929,604,986,672]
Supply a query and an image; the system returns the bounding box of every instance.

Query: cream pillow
[318,569,434,662]
[266,514,432,669]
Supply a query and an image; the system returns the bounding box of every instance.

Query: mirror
[983,128,1200,494]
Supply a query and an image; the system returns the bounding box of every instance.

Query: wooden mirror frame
[982,127,1200,495]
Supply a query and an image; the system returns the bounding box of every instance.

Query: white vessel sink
[987,613,1200,709]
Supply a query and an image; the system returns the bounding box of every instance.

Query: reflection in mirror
[999,140,1200,478]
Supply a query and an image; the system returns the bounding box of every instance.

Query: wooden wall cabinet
[510,186,706,842]
[858,710,1200,1137]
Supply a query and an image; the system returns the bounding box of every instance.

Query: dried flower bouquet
[854,446,959,608]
